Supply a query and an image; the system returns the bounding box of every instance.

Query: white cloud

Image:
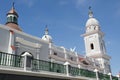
[67,25,83,31]
[81,50,85,54]
[75,0,86,8]
[105,41,111,46]
[59,1,68,6]
[59,0,86,8]
[116,9,120,17]
[16,0,37,8]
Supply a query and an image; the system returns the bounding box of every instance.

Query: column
[8,30,15,54]
[49,43,52,55]
[7,30,15,66]
[23,55,27,71]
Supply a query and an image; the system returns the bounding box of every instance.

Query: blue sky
[0,0,120,75]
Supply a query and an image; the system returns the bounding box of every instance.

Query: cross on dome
[42,25,53,43]
[12,2,15,9]
[45,25,49,35]
[88,6,93,18]
[7,2,18,17]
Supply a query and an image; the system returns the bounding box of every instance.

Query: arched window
[7,16,12,22]
[70,57,73,61]
[101,43,103,51]
[10,16,12,22]
[13,16,17,23]
[90,43,94,50]
[7,17,10,22]
[94,26,96,30]
[54,52,57,55]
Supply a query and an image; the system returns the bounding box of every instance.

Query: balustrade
[0,52,118,80]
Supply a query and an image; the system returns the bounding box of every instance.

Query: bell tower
[83,7,111,74]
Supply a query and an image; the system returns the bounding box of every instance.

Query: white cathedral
[0,4,118,80]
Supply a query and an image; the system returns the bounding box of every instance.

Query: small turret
[42,26,53,43]
[6,2,22,31]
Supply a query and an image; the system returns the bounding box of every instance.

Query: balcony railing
[112,76,119,80]
[0,52,119,80]
[98,72,119,80]
[0,52,24,67]
[69,65,96,78]
[31,59,66,73]
[98,72,110,80]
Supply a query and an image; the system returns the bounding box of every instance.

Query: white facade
[0,24,90,69]
[0,6,112,75]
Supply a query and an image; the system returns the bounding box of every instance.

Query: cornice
[82,30,104,37]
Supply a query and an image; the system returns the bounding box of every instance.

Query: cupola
[6,2,22,31]
[85,7,100,32]
[42,26,52,43]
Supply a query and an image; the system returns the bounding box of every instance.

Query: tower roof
[6,23,22,31]
[86,7,99,27]
[86,18,99,27]
[42,26,52,43]
[7,2,18,17]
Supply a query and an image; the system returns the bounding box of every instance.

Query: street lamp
[116,74,120,80]
[64,62,70,76]
[94,69,99,80]
[108,73,112,80]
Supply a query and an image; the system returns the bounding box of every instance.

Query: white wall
[14,32,50,61]
[84,33,103,57]
[0,26,10,53]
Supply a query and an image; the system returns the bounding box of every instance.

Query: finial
[45,25,49,35]
[12,2,15,9]
[89,6,91,10]
[88,6,93,18]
